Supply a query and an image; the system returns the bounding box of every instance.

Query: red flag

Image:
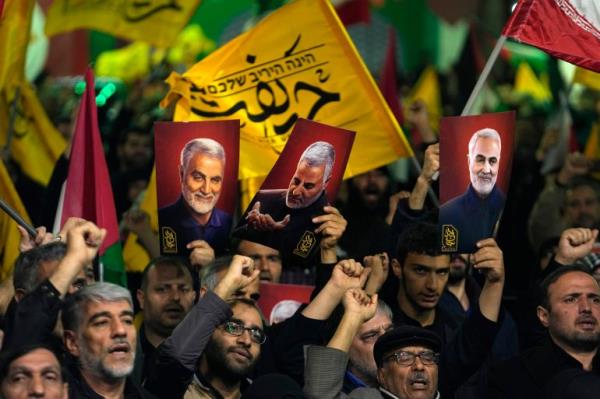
[503,0,600,73]
[0,0,4,18]
[335,0,369,25]
[378,28,419,147]
[56,68,125,285]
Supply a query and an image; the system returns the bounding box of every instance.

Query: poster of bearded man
[155,120,239,257]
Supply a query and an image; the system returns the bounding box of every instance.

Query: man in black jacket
[487,227,600,398]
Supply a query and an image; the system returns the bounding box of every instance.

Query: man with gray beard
[158,138,232,257]
[62,282,152,398]
[487,228,600,399]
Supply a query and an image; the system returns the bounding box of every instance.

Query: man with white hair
[439,128,505,252]
[158,138,232,257]
[235,141,341,265]
[61,282,151,398]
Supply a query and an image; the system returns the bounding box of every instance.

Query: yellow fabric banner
[0,159,31,282]
[45,0,201,48]
[514,62,552,103]
[406,66,442,133]
[0,82,67,186]
[0,0,34,88]
[162,0,412,180]
[573,66,600,91]
[123,168,159,273]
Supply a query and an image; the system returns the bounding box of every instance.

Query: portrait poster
[155,120,239,257]
[233,118,355,266]
[439,111,515,253]
[258,282,314,325]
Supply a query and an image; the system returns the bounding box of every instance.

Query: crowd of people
[2,50,600,399]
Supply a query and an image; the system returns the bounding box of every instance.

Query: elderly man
[439,128,505,252]
[235,141,337,264]
[304,288,442,399]
[159,138,232,257]
[62,281,151,398]
[487,228,600,398]
[0,344,68,399]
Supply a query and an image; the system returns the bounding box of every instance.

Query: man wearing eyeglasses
[304,288,441,399]
[147,255,264,399]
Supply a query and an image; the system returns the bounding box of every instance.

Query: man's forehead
[84,299,133,317]
[295,160,325,177]
[186,153,224,171]
[232,303,263,328]
[550,272,600,297]
[405,253,450,268]
[239,240,280,256]
[472,137,500,154]
[10,349,61,371]
[148,263,192,284]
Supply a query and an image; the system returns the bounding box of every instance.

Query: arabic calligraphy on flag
[162,0,412,180]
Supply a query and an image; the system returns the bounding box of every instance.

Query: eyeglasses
[222,320,266,344]
[384,350,440,366]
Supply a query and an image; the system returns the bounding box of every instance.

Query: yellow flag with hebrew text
[45,0,201,48]
[162,0,412,180]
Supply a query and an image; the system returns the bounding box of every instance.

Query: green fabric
[100,242,127,287]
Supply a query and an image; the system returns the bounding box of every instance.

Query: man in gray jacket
[304,288,441,399]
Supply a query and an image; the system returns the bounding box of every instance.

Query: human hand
[18,225,55,252]
[63,220,107,270]
[364,252,389,294]
[555,228,599,265]
[385,191,410,225]
[472,238,505,284]
[246,201,290,231]
[122,209,152,236]
[329,259,371,293]
[420,143,440,182]
[214,255,260,300]
[557,152,590,185]
[314,206,347,250]
[187,240,215,269]
[342,288,378,322]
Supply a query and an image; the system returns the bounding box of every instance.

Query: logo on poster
[441,225,458,252]
[161,226,178,253]
[293,230,317,258]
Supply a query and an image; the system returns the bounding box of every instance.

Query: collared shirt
[158,196,232,257]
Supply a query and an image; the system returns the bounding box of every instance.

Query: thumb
[359,267,372,287]
[281,214,290,226]
[252,201,261,212]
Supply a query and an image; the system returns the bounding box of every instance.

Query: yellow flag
[0,82,67,186]
[0,159,31,281]
[407,66,442,132]
[573,67,600,91]
[0,0,34,88]
[96,42,152,84]
[162,0,412,180]
[123,169,159,273]
[45,0,201,48]
[514,62,552,103]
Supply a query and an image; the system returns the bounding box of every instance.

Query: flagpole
[0,197,37,237]
[461,35,507,116]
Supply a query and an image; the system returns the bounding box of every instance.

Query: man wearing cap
[304,288,441,399]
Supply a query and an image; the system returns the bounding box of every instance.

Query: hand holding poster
[233,118,355,266]
[439,111,515,253]
[155,120,239,257]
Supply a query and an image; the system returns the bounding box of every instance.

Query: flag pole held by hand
[0,198,37,237]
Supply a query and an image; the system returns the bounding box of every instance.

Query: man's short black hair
[13,242,67,294]
[395,222,446,265]
[0,344,65,383]
[140,256,193,292]
[538,264,594,310]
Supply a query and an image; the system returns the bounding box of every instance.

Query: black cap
[373,325,441,367]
